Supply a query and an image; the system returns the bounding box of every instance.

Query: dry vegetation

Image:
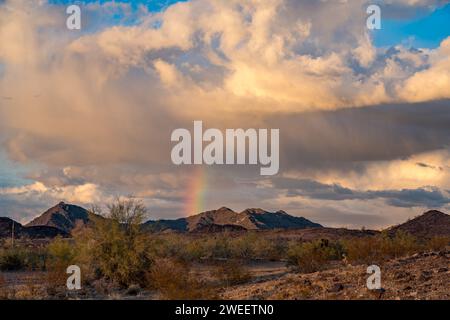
[0,197,449,300]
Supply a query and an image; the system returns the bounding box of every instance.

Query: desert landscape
[0,199,449,300]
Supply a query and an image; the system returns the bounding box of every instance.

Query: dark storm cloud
[272,177,450,208]
[264,100,450,173]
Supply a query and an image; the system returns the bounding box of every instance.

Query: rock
[403,286,412,291]
[126,284,141,296]
[369,288,386,299]
[419,271,432,281]
[328,283,344,293]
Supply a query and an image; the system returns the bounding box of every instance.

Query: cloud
[0,181,106,222]
[0,0,449,227]
[398,38,450,102]
[272,176,450,208]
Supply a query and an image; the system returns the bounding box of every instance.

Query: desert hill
[144,207,322,232]
[1,203,449,239]
[387,210,450,239]
[26,202,91,233]
[0,217,68,239]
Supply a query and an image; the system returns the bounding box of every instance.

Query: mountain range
[0,202,449,240]
[143,207,322,232]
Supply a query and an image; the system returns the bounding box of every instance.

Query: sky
[0,0,449,229]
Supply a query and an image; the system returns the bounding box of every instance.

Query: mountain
[144,207,322,232]
[26,202,91,234]
[387,210,450,239]
[0,217,68,239]
[1,203,448,238]
[0,217,24,238]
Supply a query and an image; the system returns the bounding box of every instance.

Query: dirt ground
[1,251,448,300]
[220,250,450,300]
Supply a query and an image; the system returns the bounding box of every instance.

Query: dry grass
[0,274,7,299]
[343,231,421,264]
[287,240,344,273]
[427,236,450,251]
[212,260,252,286]
[147,258,217,299]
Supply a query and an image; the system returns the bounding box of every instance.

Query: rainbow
[184,166,208,216]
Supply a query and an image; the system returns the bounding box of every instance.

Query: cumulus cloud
[0,0,449,226]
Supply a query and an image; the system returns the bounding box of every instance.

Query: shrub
[147,258,216,299]
[287,240,344,273]
[203,236,232,259]
[212,260,251,286]
[0,248,26,271]
[46,237,76,289]
[252,236,288,260]
[229,235,255,259]
[426,236,449,251]
[74,197,152,287]
[343,231,421,264]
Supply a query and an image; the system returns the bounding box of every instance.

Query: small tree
[74,197,152,287]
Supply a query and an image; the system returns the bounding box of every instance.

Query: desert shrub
[342,237,381,264]
[212,260,251,286]
[145,234,192,262]
[147,258,216,299]
[46,237,77,289]
[47,238,76,267]
[287,240,344,273]
[56,197,153,289]
[0,248,26,271]
[253,236,288,260]
[426,236,449,251]
[76,198,152,287]
[226,234,288,260]
[0,247,46,271]
[184,239,208,261]
[229,235,255,259]
[343,231,420,264]
[204,236,232,259]
[385,231,420,257]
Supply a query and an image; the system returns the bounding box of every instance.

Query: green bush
[0,248,26,271]
[0,247,47,271]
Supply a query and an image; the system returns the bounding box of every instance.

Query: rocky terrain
[221,249,450,300]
